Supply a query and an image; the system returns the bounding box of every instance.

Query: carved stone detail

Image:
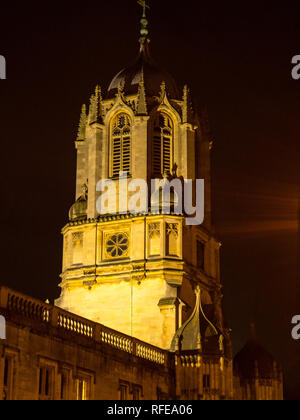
[166,223,179,238]
[72,232,83,245]
[149,223,160,239]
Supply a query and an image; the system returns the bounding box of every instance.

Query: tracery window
[111,113,131,177]
[152,113,173,177]
[106,233,129,259]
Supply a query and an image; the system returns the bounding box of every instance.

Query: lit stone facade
[56,214,224,350]
[55,36,219,352]
[0,287,174,400]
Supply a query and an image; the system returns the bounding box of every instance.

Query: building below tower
[0,286,283,400]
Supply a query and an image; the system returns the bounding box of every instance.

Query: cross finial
[137,0,149,18]
[137,0,150,36]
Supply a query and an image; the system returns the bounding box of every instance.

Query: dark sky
[0,1,299,399]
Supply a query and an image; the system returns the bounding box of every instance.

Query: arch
[110,113,132,178]
[151,112,174,177]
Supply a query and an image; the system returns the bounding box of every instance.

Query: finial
[118,80,125,95]
[137,0,150,37]
[95,85,102,101]
[182,85,193,124]
[159,81,166,102]
[163,170,169,179]
[172,163,178,177]
[89,85,103,124]
[136,71,148,115]
[77,104,87,141]
[219,336,225,353]
[81,182,88,199]
[194,285,201,296]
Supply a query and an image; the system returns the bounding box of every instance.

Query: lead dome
[107,37,180,100]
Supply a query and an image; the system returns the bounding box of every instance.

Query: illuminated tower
[55,4,230,365]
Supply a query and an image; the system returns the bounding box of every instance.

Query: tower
[55,4,229,357]
[233,324,283,400]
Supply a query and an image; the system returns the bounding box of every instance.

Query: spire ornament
[115,80,126,103]
[118,80,125,95]
[182,85,193,124]
[136,70,148,115]
[159,81,166,102]
[81,182,88,200]
[77,104,87,141]
[137,0,150,37]
[89,85,103,125]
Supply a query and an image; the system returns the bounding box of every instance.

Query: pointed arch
[151,112,173,177]
[110,113,132,178]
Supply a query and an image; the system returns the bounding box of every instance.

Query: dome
[69,185,88,222]
[107,37,180,100]
[234,339,276,379]
[69,197,87,222]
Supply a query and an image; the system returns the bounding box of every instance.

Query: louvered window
[152,113,173,177]
[111,113,131,177]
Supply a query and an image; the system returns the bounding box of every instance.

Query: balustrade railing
[0,286,167,366]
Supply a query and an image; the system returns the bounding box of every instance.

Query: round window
[106,234,129,258]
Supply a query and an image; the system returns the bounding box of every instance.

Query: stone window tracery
[106,233,129,259]
[111,113,131,177]
[152,113,173,177]
[149,223,161,239]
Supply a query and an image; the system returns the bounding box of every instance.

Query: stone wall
[0,287,174,400]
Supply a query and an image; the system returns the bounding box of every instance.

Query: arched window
[152,113,173,177]
[111,113,131,177]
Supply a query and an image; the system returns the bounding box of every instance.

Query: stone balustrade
[0,286,167,366]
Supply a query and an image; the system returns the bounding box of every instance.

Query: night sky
[0,1,299,399]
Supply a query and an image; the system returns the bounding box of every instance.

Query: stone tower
[55,7,229,356]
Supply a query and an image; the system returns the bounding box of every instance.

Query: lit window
[111,113,131,177]
[76,377,89,401]
[152,113,173,177]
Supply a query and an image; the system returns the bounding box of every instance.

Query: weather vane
[137,0,150,18]
[137,0,150,36]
